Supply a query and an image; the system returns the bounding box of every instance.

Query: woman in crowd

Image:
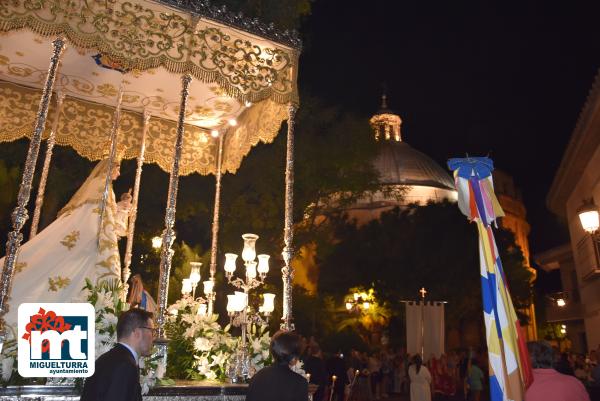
[408,354,431,401]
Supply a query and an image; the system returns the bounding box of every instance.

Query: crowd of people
[552,347,600,389]
[296,337,490,401]
[297,338,600,401]
[79,307,598,401]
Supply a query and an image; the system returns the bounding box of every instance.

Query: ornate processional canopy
[0,0,300,175]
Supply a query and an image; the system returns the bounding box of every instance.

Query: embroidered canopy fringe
[0,81,287,175]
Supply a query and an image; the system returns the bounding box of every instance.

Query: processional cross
[419,287,427,300]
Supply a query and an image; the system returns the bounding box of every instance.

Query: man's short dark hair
[116,308,153,340]
[270,331,302,365]
[527,341,554,369]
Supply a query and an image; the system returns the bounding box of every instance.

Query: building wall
[493,171,538,341]
[565,142,600,350]
[344,185,457,226]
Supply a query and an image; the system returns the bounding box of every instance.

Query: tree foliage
[317,201,534,333]
[213,0,312,30]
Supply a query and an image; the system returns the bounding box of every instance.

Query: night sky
[299,1,600,257]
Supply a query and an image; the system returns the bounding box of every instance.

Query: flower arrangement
[0,280,163,393]
[0,329,18,385]
[165,297,274,382]
[165,297,237,381]
[80,279,127,359]
[80,279,164,394]
[246,323,272,370]
[0,281,273,389]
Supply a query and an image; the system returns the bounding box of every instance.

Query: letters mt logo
[18,303,95,377]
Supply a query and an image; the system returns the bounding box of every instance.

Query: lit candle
[234,291,248,311]
[189,262,201,285]
[227,294,237,314]
[257,254,270,274]
[203,280,214,295]
[246,261,257,279]
[181,278,192,295]
[262,293,275,314]
[224,253,238,273]
[241,233,258,262]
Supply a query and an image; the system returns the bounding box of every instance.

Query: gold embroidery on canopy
[0,81,287,175]
[0,0,298,105]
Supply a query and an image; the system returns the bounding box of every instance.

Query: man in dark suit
[81,308,155,401]
[246,331,309,401]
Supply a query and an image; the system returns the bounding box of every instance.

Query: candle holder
[180,262,216,317]
[224,234,275,382]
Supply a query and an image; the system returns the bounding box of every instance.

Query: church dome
[373,141,455,190]
[369,94,454,191]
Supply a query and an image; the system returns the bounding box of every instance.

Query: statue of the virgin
[1,159,131,326]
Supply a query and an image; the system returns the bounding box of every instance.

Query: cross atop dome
[370,93,402,142]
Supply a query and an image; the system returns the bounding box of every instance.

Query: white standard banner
[405,302,422,357]
[423,302,445,359]
[405,301,445,359]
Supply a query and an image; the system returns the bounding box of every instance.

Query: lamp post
[576,198,600,279]
[151,236,162,250]
[224,233,274,381]
[577,198,600,234]
[345,291,374,313]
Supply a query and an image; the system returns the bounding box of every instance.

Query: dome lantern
[369,94,402,142]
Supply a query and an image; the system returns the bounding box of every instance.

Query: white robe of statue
[1,160,130,327]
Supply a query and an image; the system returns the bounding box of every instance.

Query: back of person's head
[117,308,153,341]
[270,331,302,365]
[527,341,554,369]
[413,354,423,374]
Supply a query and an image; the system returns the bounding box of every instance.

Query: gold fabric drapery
[0,0,299,105]
[0,81,287,175]
[0,0,299,175]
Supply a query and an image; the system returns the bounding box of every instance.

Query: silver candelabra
[224,234,275,381]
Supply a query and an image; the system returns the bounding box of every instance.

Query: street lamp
[577,198,600,234]
[576,198,600,280]
[346,290,375,313]
[151,236,162,249]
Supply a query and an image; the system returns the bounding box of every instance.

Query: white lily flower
[194,337,212,352]
[1,357,14,381]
